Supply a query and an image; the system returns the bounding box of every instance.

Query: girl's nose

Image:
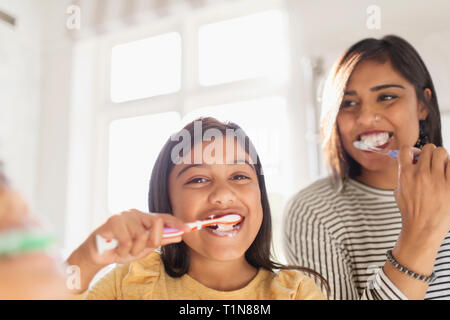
[208,183,236,206]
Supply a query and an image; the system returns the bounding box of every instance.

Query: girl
[67,117,326,299]
[284,35,450,300]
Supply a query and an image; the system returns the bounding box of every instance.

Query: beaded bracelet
[386,249,437,283]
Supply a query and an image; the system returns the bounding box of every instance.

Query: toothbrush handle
[387,150,400,159]
[387,149,419,161]
[163,222,199,238]
[96,223,196,254]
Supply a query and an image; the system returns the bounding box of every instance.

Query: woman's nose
[356,105,379,126]
[208,183,236,206]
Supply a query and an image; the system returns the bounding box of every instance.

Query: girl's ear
[418,88,431,120]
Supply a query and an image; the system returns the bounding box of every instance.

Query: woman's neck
[187,251,258,291]
[355,165,398,190]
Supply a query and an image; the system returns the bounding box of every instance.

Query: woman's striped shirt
[283,177,450,300]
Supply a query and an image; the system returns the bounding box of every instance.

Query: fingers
[416,144,435,173]
[142,213,191,233]
[398,145,414,171]
[106,215,133,258]
[431,147,448,178]
[98,210,186,260]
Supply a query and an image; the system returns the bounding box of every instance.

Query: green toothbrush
[0,229,55,257]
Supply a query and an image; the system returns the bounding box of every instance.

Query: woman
[284,35,450,300]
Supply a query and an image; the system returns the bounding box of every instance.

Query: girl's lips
[204,222,243,238]
[204,216,245,237]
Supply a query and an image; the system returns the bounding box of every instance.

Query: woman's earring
[414,120,430,149]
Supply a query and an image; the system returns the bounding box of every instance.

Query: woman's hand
[387,143,450,299]
[395,144,450,246]
[66,209,190,293]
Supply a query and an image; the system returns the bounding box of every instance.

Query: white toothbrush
[96,214,243,255]
[353,140,420,160]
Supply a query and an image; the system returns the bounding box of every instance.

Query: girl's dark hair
[321,35,443,182]
[148,117,329,296]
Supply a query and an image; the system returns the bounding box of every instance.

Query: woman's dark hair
[321,35,443,182]
[148,117,329,295]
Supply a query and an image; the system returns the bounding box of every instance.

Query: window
[198,10,288,86]
[108,112,181,213]
[110,32,182,103]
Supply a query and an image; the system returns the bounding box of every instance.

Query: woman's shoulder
[286,177,338,212]
[270,269,326,300]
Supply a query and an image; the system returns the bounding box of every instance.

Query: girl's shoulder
[86,251,163,300]
[270,269,326,300]
[123,250,163,283]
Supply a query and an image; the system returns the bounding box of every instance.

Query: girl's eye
[186,177,208,184]
[340,100,357,109]
[378,94,397,102]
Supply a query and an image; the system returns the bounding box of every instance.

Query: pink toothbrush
[96,214,243,255]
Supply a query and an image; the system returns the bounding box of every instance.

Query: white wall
[0,0,42,207]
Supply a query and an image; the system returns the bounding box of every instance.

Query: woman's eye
[341,100,357,109]
[186,177,208,184]
[378,94,397,102]
[231,174,250,181]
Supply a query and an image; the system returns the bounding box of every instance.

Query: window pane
[108,112,181,213]
[110,32,181,103]
[199,10,288,86]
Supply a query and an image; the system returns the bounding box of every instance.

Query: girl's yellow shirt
[84,251,325,300]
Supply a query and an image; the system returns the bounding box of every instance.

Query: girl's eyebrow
[176,161,256,178]
[344,84,405,96]
[176,164,203,178]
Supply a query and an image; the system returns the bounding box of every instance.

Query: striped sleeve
[362,268,408,300]
[283,193,408,300]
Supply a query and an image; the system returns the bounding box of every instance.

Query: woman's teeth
[359,132,392,147]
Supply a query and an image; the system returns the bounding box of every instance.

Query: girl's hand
[79,209,190,267]
[395,143,450,252]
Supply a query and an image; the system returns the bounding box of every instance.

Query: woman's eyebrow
[370,84,405,91]
[344,84,405,96]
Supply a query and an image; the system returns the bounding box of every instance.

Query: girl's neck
[187,251,258,291]
[355,165,398,190]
